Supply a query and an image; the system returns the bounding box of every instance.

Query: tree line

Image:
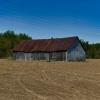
[80,40,100,59]
[0,30,100,59]
[0,30,32,58]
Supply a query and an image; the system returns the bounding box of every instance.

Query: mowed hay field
[0,60,100,100]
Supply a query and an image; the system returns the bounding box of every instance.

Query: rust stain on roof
[13,36,78,53]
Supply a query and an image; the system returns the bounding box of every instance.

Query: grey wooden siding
[13,52,25,60]
[67,43,86,61]
[13,52,66,61]
[50,52,66,61]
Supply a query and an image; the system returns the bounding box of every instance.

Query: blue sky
[0,0,100,43]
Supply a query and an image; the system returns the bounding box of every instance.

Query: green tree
[0,30,32,58]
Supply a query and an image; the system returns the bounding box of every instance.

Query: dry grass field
[0,59,100,100]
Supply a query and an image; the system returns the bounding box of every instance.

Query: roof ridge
[30,36,78,41]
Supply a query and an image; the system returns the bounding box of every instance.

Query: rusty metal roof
[13,36,79,53]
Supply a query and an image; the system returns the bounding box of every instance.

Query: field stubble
[0,59,100,100]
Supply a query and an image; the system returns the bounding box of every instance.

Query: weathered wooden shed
[12,36,86,61]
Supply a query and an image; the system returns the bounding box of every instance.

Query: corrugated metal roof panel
[13,36,78,52]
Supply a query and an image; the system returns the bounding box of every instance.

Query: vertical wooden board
[67,43,86,61]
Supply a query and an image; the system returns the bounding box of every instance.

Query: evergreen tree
[0,30,32,58]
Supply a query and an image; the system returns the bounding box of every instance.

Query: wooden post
[48,53,51,62]
[66,52,67,61]
[25,53,27,61]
